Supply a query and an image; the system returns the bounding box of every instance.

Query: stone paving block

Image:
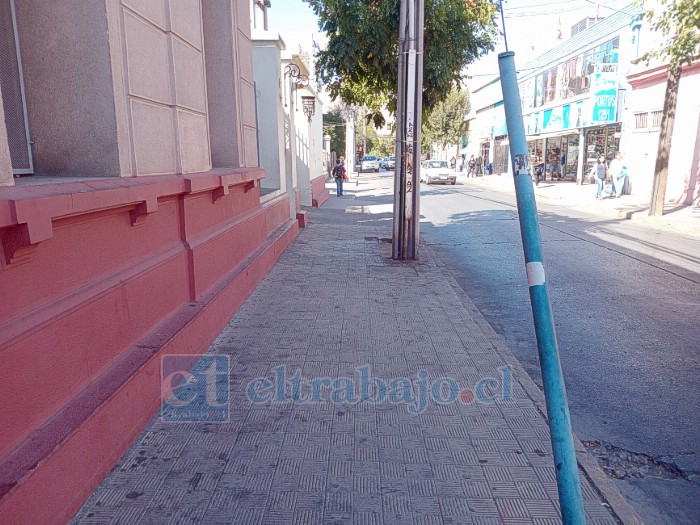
[230,508,264,524]
[405,462,433,480]
[353,510,383,524]
[438,497,473,520]
[413,513,445,525]
[524,498,560,519]
[407,478,437,497]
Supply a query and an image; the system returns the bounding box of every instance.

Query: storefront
[583,124,621,180]
[493,136,509,175]
[527,132,579,181]
[479,141,490,174]
[519,34,623,183]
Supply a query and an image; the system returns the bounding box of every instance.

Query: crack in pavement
[583,440,700,485]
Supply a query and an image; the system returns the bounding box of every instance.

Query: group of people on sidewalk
[591,152,628,199]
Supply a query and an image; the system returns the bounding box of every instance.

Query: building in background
[0,1,302,522]
[517,3,641,183]
[465,4,645,183]
[464,75,504,175]
[620,1,700,205]
[623,59,700,204]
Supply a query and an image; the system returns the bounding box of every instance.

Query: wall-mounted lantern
[301,96,316,123]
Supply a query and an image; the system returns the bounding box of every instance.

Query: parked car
[379,157,387,169]
[420,159,457,185]
[360,155,380,173]
[386,156,396,170]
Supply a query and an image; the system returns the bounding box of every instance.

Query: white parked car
[360,155,380,173]
[420,159,457,185]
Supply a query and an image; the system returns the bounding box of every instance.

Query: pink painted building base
[311,175,330,208]
[0,169,299,524]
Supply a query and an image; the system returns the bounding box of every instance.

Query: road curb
[426,242,644,525]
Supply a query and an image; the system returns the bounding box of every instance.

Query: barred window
[651,110,663,127]
[634,112,648,129]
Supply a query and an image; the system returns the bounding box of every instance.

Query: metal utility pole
[499,50,585,525]
[392,0,424,260]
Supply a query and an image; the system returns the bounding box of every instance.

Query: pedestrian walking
[467,155,476,177]
[609,152,626,198]
[590,156,607,199]
[547,149,560,180]
[332,159,344,196]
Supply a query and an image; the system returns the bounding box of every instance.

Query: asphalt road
[417,179,700,524]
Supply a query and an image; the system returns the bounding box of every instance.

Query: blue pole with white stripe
[498,50,586,525]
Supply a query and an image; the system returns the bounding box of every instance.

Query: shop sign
[572,100,590,128]
[493,104,508,136]
[591,73,617,123]
[542,105,571,132]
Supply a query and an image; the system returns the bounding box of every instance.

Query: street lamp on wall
[301,96,316,122]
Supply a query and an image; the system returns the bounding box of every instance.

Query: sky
[266,0,633,96]
[267,1,327,60]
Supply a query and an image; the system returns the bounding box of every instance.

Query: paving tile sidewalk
[72,174,634,524]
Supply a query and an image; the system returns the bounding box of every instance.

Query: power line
[583,0,633,14]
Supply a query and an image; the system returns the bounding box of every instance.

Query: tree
[305,0,498,127]
[636,0,700,216]
[322,112,346,158]
[422,88,470,155]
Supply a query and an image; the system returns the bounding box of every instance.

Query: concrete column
[252,35,286,190]
[14,0,122,177]
[203,0,257,168]
[577,129,586,184]
[203,0,242,168]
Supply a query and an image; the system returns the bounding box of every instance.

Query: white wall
[623,65,700,204]
[252,35,286,191]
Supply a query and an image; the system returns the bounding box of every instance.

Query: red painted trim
[0,219,299,525]
[628,60,700,88]
[0,168,266,252]
[311,175,330,208]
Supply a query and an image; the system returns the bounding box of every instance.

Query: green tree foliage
[323,112,346,158]
[374,137,396,157]
[422,88,469,153]
[635,0,700,214]
[305,0,498,127]
[636,0,700,70]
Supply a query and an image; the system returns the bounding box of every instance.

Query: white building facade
[516,4,642,184]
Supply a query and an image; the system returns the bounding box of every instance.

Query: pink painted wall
[311,175,330,207]
[0,168,298,523]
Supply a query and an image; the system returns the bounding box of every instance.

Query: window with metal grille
[651,110,663,127]
[0,0,33,173]
[634,112,648,129]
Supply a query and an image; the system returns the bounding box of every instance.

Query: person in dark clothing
[332,159,344,196]
[590,156,607,199]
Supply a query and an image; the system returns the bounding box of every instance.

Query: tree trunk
[649,64,681,216]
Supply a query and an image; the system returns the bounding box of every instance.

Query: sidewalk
[72,173,639,524]
[460,173,700,237]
